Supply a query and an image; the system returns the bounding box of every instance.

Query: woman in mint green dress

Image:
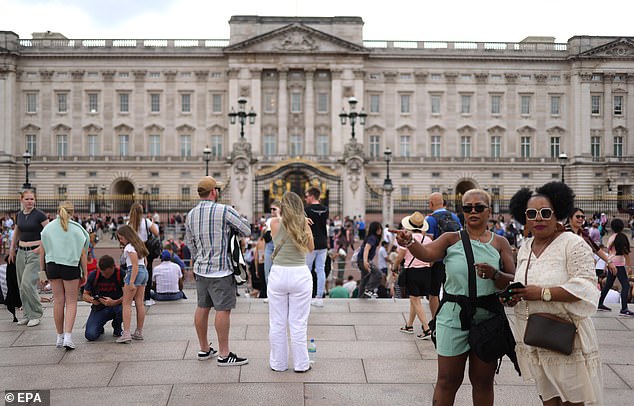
[395,189,516,406]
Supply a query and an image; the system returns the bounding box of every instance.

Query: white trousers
[267,264,312,371]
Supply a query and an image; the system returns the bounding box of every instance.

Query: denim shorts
[124,264,149,287]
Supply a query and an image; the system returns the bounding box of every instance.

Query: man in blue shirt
[83,255,124,340]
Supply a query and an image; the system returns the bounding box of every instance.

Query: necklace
[531,232,559,258]
[466,228,488,243]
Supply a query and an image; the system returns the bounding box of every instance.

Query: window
[431,136,441,158]
[119,135,129,156]
[593,187,602,199]
[57,93,67,113]
[211,134,223,157]
[151,187,160,196]
[550,96,560,116]
[289,134,303,155]
[316,134,329,157]
[26,93,37,113]
[550,137,560,158]
[460,136,471,158]
[181,94,191,113]
[591,95,601,115]
[118,72,129,78]
[119,93,129,113]
[431,95,441,114]
[614,95,623,115]
[88,93,99,112]
[57,186,67,199]
[291,92,302,113]
[491,95,501,115]
[400,94,411,114]
[26,134,36,157]
[317,93,329,113]
[87,134,99,157]
[57,134,68,157]
[181,187,191,199]
[490,136,501,158]
[149,72,160,78]
[263,93,276,113]
[591,136,601,158]
[400,135,411,157]
[520,95,531,115]
[613,136,623,157]
[401,187,410,201]
[212,94,222,113]
[150,93,160,113]
[521,136,531,158]
[370,94,380,113]
[149,135,160,157]
[369,135,380,158]
[430,74,442,81]
[180,135,191,157]
[460,95,471,114]
[431,172,440,178]
[263,133,276,156]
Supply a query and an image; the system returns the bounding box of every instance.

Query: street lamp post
[339,97,367,140]
[100,185,106,214]
[22,150,32,190]
[228,97,257,139]
[382,147,394,226]
[558,153,568,183]
[203,145,212,176]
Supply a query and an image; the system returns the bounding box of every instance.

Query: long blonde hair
[129,202,144,233]
[280,192,311,252]
[58,200,74,232]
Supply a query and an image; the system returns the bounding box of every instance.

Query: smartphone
[93,294,100,300]
[497,282,525,300]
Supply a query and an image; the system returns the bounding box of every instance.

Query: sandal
[417,329,432,340]
[399,325,414,334]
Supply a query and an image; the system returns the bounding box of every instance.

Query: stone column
[341,139,366,218]
[228,140,256,221]
[277,69,288,155]
[382,184,394,227]
[304,69,315,155]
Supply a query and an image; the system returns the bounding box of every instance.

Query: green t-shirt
[329,286,350,298]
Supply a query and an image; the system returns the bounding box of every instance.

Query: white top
[511,232,603,405]
[124,243,146,267]
[128,218,154,242]
[152,260,182,293]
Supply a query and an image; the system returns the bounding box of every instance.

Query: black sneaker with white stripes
[197,343,218,361]
[217,352,249,366]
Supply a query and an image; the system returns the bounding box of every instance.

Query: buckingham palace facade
[1,16,633,221]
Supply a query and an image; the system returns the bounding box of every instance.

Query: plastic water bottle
[308,339,316,363]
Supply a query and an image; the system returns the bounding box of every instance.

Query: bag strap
[144,218,149,240]
[270,237,287,262]
[460,230,477,302]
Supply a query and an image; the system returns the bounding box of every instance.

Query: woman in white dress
[507,182,603,406]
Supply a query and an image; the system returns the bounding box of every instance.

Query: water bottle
[308,339,316,363]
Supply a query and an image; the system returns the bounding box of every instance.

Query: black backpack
[227,229,247,285]
[432,211,461,235]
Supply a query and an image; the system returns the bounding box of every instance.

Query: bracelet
[405,238,416,248]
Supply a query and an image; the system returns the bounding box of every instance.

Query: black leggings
[599,266,630,310]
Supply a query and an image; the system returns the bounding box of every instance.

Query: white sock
[57,333,63,342]
[63,332,72,341]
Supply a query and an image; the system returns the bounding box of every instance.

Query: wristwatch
[492,270,501,280]
[541,288,552,302]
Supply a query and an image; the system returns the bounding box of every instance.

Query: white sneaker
[263,298,269,303]
[63,338,76,350]
[17,319,29,326]
[311,298,324,308]
[144,299,155,306]
[27,319,41,327]
[56,336,64,348]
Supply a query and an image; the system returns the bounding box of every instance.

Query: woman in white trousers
[268,192,315,372]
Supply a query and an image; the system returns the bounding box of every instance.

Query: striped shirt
[185,200,251,278]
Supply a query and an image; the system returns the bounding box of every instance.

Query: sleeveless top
[272,222,306,267]
[437,231,500,329]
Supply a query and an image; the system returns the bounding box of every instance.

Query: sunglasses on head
[525,208,553,220]
[462,204,488,213]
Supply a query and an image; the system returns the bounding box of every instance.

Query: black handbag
[144,220,162,259]
[521,247,577,355]
[461,231,516,364]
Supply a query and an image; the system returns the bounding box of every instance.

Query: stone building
[1,16,633,221]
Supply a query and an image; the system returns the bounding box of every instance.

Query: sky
[1,0,632,43]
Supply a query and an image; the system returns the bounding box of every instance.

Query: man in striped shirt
[185,176,251,366]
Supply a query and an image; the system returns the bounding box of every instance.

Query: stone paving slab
[239,358,366,383]
[245,324,357,341]
[61,340,188,363]
[0,346,65,366]
[0,362,118,390]
[0,331,22,346]
[109,360,240,386]
[50,385,172,406]
[168,383,305,406]
[304,383,435,405]
[363,358,438,383]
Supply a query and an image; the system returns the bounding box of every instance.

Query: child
[598,219,633,315]
[115,225,149,343]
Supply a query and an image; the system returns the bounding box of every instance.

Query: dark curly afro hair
[508,182,575,225]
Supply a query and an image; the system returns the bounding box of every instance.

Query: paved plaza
[1,286,634,405]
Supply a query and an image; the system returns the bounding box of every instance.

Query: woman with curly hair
[507,182,603,405]
[268,191,315,372]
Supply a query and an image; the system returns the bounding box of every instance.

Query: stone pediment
[487,125,506,134]
[224,23,368,54]
[426,125,445,134]
[577,38,634,59]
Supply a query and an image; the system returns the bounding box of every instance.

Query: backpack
[432,211,461,235]
[227,230,247,285]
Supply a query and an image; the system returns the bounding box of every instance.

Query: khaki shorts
[195,274,236,311]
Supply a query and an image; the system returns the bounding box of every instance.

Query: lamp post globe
[558,153,568,183]
[203,145,212,176]
[22,150,32,190]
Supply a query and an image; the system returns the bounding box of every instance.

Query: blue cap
[160,250,171,261]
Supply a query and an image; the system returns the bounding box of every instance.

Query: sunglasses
[525,208,553,220]
[462,204,488,213]
[271,208,279,212]
[575,214,585,219]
